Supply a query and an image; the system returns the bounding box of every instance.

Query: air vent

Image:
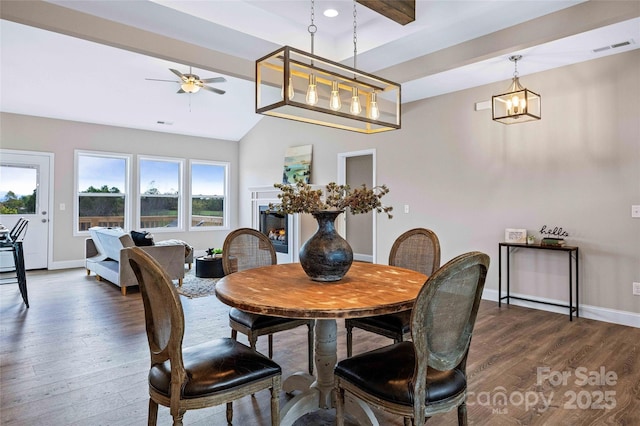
[593,39,634,53]
[156,120,173,125]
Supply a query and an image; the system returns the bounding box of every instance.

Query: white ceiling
[1,0,639,141]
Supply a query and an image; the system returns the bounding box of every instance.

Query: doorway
[0,150,52,270]
[337,149,376,263]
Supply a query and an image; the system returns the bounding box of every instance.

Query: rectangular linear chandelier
[256,46,401,134]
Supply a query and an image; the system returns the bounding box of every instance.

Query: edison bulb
[350,87,361,115]
[368,92,380,120]
[306,74,318,106]
[511,95,520,114]
[281,77,295,100]
[329,81,341,111]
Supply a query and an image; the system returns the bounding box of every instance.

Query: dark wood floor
[1,268,639,425]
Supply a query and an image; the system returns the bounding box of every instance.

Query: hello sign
[539,225,569,238]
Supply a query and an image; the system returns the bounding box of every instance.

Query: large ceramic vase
[299,210,353,282]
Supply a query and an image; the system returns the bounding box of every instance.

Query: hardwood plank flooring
[1,268,638,425]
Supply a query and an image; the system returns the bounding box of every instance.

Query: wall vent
[593,39,634,53]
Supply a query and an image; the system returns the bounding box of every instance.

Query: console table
[498,242,579,321]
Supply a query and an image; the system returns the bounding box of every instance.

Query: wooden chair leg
[178,278,183,287]
[307,321,315,375]
[121,285,127,296]
[458,402,468,426]
[148,398,158,426]
[171,410,185,426]
[226,402,233,425]
[270,379,280,426]
[346,323,354,357]
[335,385,345,426]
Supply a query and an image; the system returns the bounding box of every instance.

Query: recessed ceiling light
[323,9,339,18]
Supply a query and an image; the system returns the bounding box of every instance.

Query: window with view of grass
[76,152,130,233]
[139,157,183,230]
[190,161,228,229]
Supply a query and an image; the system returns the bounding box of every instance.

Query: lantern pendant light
[492,55,541,124]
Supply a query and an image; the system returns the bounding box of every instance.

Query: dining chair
[335,251,490,426]
[345,228,440,357]
[0,217,29,307]
[126,247,282,426]
[8,217,29,241]
[222,227,315,375]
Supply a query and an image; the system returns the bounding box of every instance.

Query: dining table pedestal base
[280,319,378,426]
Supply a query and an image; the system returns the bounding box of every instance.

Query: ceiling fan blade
[201,77,226,84]
[170,68,188,82]
[146,78,180,83]
[202,85,226,95]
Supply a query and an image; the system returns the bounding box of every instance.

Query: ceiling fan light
[181,81,200,93]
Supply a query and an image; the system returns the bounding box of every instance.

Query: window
[139,157,183,230]
[190,161,229,229]
[0,165,37,215]
[76,152,130,233]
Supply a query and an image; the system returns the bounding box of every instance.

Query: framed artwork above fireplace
[282,144,312,184]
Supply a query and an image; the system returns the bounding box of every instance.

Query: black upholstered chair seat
[354,310,412,335]
[150,338,281,398]
[335,342,466,406]
[229,307,302,330]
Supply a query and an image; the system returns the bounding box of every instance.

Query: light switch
[632,205,640,218]
[60,203,66,211]
[404,204,409,214]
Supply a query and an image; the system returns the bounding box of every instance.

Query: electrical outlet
[404,204,409,214]
[634,282,640,296]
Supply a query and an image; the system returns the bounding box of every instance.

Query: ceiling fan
[146,67,226,95]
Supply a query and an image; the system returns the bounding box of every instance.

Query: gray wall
[239,50,640,318]
[0,50,638,322]
[0,115,239,265]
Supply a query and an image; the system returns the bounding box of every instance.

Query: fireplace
[259,206,288,254]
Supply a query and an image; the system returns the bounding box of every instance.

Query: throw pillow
[130,230,154,247]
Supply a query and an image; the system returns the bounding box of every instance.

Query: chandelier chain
[309,0,317,55]
[353,0,358,70]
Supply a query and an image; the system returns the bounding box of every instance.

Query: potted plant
[268,181,392,281]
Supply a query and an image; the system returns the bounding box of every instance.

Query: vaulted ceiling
[1,1,638,141]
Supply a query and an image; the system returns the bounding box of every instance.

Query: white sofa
[85,227,189,295]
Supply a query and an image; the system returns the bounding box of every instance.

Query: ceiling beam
[356,0,415,25]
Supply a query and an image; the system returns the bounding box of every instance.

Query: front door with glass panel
[0,151,51,270]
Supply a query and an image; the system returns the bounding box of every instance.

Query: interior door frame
[0,149,54,269]
[337,149,377,263]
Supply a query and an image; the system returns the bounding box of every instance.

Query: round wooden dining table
[215,262,427,425]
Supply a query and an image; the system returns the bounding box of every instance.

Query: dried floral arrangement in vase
[268,181,392,282]
[267,181,393,218]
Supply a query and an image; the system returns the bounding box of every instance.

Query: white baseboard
[49,259,85,270]
[482,288,640,328]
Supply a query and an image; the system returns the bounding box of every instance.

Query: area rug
[174,268,219,299]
